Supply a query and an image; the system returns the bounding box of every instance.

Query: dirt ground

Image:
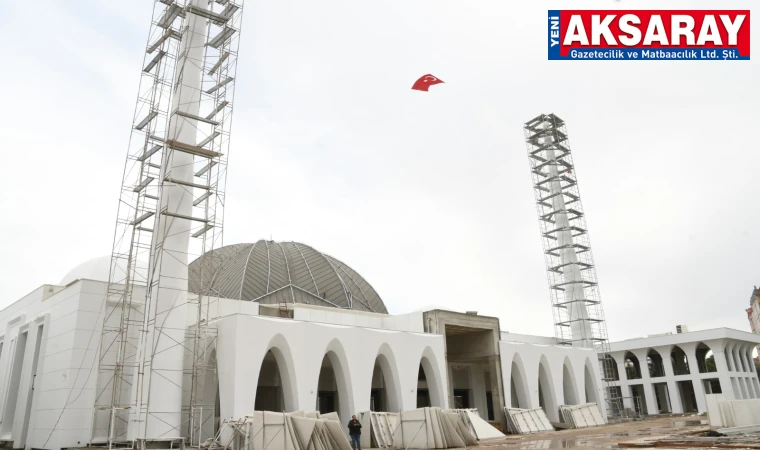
[474,415,712,449]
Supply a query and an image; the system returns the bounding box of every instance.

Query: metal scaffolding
[95,0,244,446]
[522,114,620,416]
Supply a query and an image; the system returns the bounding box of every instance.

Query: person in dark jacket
[348,415,362,450]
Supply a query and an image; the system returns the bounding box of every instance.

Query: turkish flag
[411,74,444,92]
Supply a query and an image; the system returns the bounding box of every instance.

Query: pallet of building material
[504,407,554,434]
[321,412,340,422]
[359,411,401,449]
[225,411,353,450]
[394,407,478,449]
[559,403,605,429]
[445,409,505,440]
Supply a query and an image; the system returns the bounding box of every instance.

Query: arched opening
[193,348,220,442]
[737,348,748,372]
[538,359,558,421]
[419,349,444,408]
[417,364,431,408]
[316,348,353,423]
[601,354,619,381]
[510,356,530,409]
[647,349,665,378]
[255,350,286,412]
[562,360,579,405]
[624,352,642,380]
[584,360,599,404]
[730,346,741,372]
[696,343,717,373]
[671,346,691,375]
[724,348,734,371]
[370,353,400,412]
[746,349,755,374]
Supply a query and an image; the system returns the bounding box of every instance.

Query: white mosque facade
[0,241,757,449]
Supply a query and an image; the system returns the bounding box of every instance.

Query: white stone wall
[293,305,424,333]
[499,341,604,422]
[607,329,760,415]
[215,314,448,428]
[0,281,109,450]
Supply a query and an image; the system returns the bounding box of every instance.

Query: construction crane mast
[522,114,619,415]
[96,0,244,446]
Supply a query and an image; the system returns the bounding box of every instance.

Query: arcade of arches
[251,349,443,418]
[508,354,599,422]
[607,339,760,416]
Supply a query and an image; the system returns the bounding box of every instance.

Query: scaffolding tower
[522,114,620,416]
[96,0,244,446]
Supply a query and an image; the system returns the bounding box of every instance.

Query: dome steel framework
[188,240,388,314]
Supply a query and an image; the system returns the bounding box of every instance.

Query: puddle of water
[511,438,615,449]
[672,420,702,427]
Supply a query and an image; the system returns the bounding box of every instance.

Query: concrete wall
[499,341,604,423]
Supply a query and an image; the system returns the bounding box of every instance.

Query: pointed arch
[538,355,558,421]
[696,342,716,373]
[315,339,354,423]
[671,345,691,375]
[624,352,642,380]
[371,343,402,412]
[562,357,579,405]
[737,345,748,372]
[584,357,600,405]
[418,346,445,408]
[254,334,298,412]
[647,348,665,377]
[510,353,530,409]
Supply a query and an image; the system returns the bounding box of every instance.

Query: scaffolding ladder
[523,114,619,418]
[95,0,245,446]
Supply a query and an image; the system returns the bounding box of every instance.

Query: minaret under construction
[97,0,245,445]
[523,114,617,408]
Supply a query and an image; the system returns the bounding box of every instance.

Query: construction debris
[504,407,554,434]
[360,407,481,449]
[618,435,760,449]
[558,403,606,429]
[717,424,760,436]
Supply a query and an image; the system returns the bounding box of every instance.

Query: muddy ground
[474,415,714,449]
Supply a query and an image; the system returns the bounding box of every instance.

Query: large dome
[188,240,387,313]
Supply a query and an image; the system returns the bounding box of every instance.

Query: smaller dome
[60,256,148,286]
[60,256,113,285]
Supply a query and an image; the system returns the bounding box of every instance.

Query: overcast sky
[0,0,757,342]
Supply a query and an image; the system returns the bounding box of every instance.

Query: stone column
[631,350,657,415]
[489,356,507,427]
[657,345,684,414]
[710,341,736,401]
[470,365,488,419]
[684,349,708,412]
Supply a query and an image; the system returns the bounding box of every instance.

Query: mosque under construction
[0,1,757,449]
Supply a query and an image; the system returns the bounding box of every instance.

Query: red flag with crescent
[411,74,444,92]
